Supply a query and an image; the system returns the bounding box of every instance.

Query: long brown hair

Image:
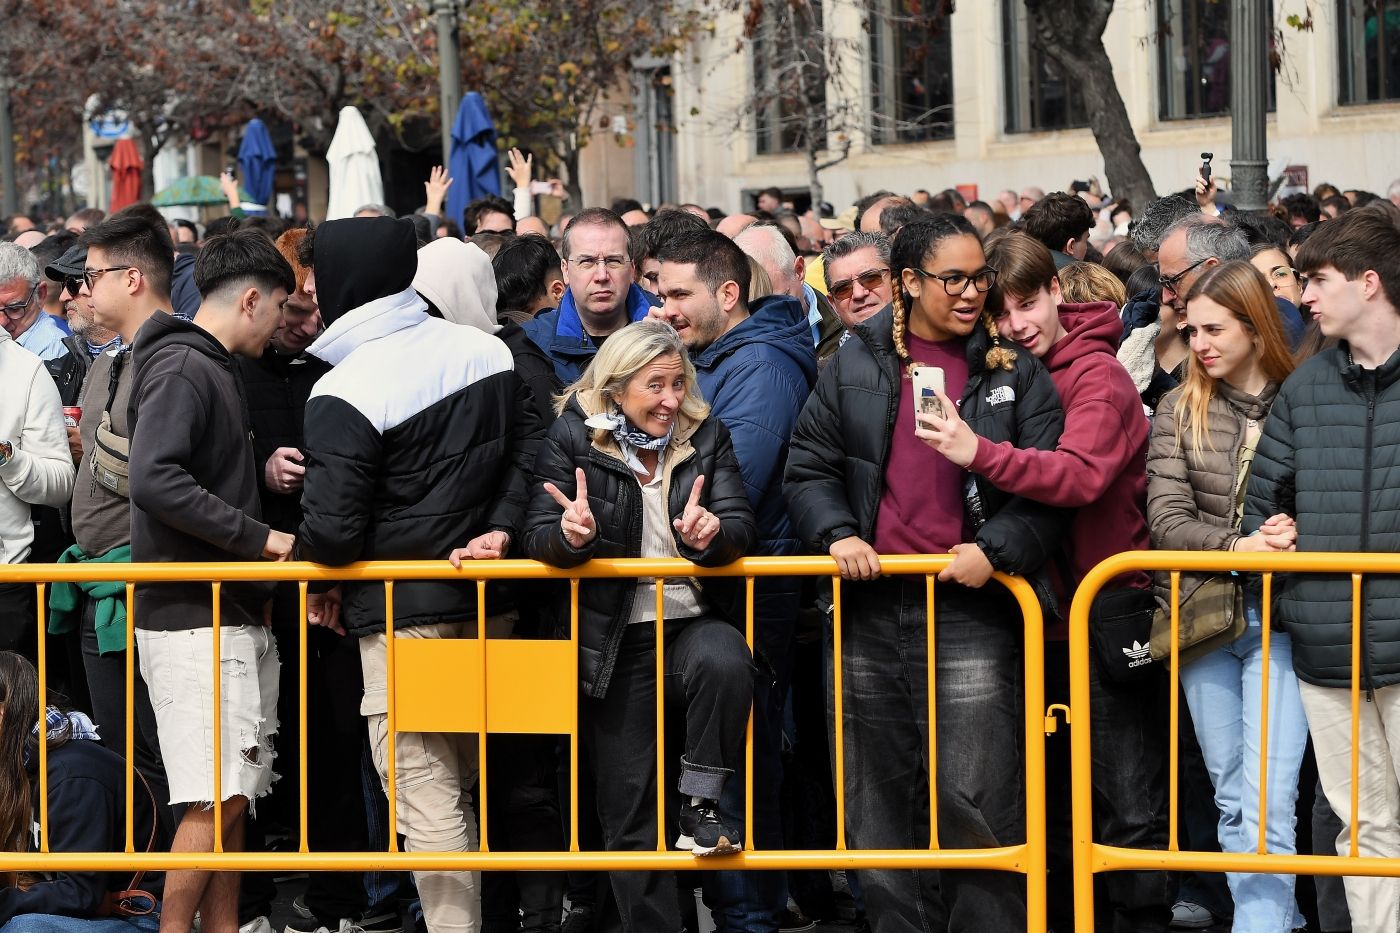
[0,651,40,861]
[1174,260,1296,452]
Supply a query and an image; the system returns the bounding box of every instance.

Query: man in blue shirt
[0,243,69,361]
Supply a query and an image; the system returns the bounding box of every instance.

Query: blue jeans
[1,913,160,933]
[830,577,1025,933]
[1178,600,1308,933]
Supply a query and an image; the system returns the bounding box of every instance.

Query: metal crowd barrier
[0,556,1049,930]
[1069,551,1400,933]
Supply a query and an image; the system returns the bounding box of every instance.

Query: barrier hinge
[1044,703,1071,735]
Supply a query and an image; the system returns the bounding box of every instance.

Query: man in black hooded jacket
[294,216,542,933]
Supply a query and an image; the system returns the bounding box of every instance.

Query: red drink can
[63,406,82,428]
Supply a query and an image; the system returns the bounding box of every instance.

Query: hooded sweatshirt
[967,301,1150,613]
[413,238,501,333]
[127,312,272,630]
[297,219,542,636]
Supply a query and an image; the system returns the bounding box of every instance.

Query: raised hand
[673,475,721,551]
[506,148,533,191]
[543,467,597,549]
[424,165,453,216]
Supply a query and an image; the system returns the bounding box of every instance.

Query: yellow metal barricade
[1,556,1047,930]
[1070,551,1400,933]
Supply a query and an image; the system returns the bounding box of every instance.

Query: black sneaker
[778,905,816,932]
[560,905,596,933]
[675,798,742,856]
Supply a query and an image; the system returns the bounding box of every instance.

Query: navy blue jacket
[692,295,816,557]
[521,284,657,384]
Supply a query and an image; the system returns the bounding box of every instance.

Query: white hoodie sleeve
[513,185,533,220]
[0,365,76,508]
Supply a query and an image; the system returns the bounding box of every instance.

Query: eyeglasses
[1,282,40,320]
[910,267,999,295]
[83,266,133,290]
[1157,257,1210,294]
[62,276,84,298]
[829,267,890,303]
[1269,266,1300,284]
[568,255,629,272]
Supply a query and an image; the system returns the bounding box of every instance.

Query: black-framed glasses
[1157,257,1210,294]
[62,275,84,298]
[829,267,890,303]
[910,267,998,295]
[83,266,133,290]
[1,282,40,320]
[568,255,629,271]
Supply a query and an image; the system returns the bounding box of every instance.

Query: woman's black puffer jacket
[784,304,1068,580]
[525,396,757,697]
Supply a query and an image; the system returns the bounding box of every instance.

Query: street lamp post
[0,76,19,216]
[1230,0,1269,212]
[435,0,462,170]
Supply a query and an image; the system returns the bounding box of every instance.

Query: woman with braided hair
[783,215,1067,932]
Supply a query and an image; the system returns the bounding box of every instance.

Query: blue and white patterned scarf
[22,708,101,769]
[586,409,673,474]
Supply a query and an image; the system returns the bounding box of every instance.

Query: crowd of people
[2,167,1400,933]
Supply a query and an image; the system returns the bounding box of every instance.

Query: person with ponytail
[783,216,1067,931]
[0,651,160,933]
[1146,261,1306,932]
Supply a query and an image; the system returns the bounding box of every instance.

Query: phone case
[911,366,945,422]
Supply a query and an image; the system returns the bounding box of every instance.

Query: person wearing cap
[40,242,121,411]
[294,216,544,933]
[0,241,69,362]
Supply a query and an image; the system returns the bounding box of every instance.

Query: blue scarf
[22,708,101,770]
[585,409,673,473]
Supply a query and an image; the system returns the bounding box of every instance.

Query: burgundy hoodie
[968,301,1150,633]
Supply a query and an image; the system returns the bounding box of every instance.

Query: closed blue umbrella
[238,118,277,210]
[446,92,501,228]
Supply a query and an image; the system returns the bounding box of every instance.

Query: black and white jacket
[296,288,543,637]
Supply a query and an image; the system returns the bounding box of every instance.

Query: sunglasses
[829,268,890,303]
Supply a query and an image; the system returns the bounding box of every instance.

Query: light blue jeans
[0,913,160,933]
[1179,597,1308,932]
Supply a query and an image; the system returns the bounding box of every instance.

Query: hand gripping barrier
[0,556,1049,930]
[1069,550,1400,933]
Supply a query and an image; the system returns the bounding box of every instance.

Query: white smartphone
[910,365,945,425]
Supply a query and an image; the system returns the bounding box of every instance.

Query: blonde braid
[982,309,1018,371]
[891,286,913,374]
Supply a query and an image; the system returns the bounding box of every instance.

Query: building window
[1001,0,1089,133]
[869,0,955,144]
[752,2,828,155]
[1338,0,1400,103]
[1156,0,1276,120]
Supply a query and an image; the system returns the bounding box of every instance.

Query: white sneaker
[1169,901,1215,929]
[241,918,275,933]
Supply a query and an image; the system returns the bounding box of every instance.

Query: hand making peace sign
[673,475,721,551]
[543,468,598,548]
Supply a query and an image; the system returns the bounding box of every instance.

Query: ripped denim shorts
[136,624,280,810]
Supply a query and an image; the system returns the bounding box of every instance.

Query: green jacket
[47,544,132,656]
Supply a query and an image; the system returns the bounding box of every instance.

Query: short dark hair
[79,209,175,299]
[204,215,239,240]
[296,222,317,270]
[821,231,891,289]
[194,228,296,300]
[493,233,562,321]
[67,208,105,229]
[758,186,783,203]
[985,230,1057,309]
[653,229,751,303]
[1287,221,1319,253]
[1233,211,1293,251]
[1281,192,1322,225]
[880,202,932,237]
[463,195,515,235]
[633,209,711,265]
[30,230,78,276]
[560,208,629,260]
[1321,194,1351,217]
[1295,209,1400,309]
[1020,192,1094,254]
[1101,240,1149,285]
[610,197,644,216]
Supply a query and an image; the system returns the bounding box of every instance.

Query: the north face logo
[985,386,1015,406]
[1122,641,1153,668]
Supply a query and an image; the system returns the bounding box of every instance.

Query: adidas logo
[1122,640,1154,668]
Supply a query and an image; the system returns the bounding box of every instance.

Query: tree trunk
[1024,0,1157,208]
[806,145,824,210]
[1062,41,1156,208]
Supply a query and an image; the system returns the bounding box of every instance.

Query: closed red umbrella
[109,139,143,211]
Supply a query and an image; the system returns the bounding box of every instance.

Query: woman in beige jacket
[1145,260,1304,933]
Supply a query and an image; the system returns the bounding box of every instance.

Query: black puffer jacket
[1246,345,1400,689]
[524,397,756,697]
[784,305,1068,581]
[237,348,332,534]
